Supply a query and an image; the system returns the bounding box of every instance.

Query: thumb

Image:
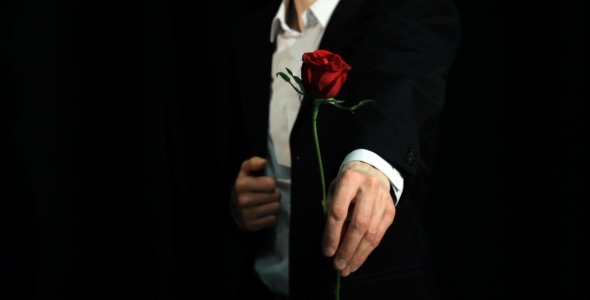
[242,156,267,175]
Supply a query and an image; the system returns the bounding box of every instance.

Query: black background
[1,1,588,299]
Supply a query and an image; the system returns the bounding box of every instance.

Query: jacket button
[403,148,416,166]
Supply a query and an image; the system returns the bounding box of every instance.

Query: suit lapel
[320,0,365,50]
[237,2,280,155]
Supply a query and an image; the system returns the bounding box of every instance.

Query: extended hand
[322,161,396,277]
[233,156,281,231]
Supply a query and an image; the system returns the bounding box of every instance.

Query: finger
[342,191,395,276]
[240,156,267,175]
[239,188,281,207]
[237,189,281,231]
[243,196,281,216]
[341,215,390,276]
[332,185,374,272]
[322,171,359,257]
[241,200,282,231]
[243,213,278,231]
[236,157,275,193]
[341,195,393,276]
[236,175,277,194]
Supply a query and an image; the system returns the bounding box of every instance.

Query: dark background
[1,0,588,299]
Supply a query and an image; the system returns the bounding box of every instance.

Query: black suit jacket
[227,0,460,298]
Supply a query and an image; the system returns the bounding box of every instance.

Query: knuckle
[241,159,251,170]
[367,177,381,189]
[268,201,281,214]
[331,203,349,220]
[351,216,370,231]
[325,230,339,243]
[341,169,360,181]
[261,176,276,188]
[365,229,380,246]
[234,180,247,192]
[387,207,396,221]
[235,193,249,207]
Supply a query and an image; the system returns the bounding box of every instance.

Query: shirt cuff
[339,149,404,205]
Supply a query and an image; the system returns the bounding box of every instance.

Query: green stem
[312,99,340,300]
[335,270,341,300]
[312,100,327,215]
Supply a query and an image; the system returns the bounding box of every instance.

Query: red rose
[301,49,352,99]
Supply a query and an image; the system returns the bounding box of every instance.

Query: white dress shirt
[254,0,404,296]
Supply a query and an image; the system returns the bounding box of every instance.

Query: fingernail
[336,258,347,270]
[323,246,334,256]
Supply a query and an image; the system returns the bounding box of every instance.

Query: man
[223,0,460,298]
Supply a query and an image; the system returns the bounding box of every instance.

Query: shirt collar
[270,0,340,43]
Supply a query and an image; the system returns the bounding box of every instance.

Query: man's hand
[233,156,281,231]
[322,161,396,277]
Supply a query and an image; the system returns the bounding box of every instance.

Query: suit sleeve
[344,0,461,180]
